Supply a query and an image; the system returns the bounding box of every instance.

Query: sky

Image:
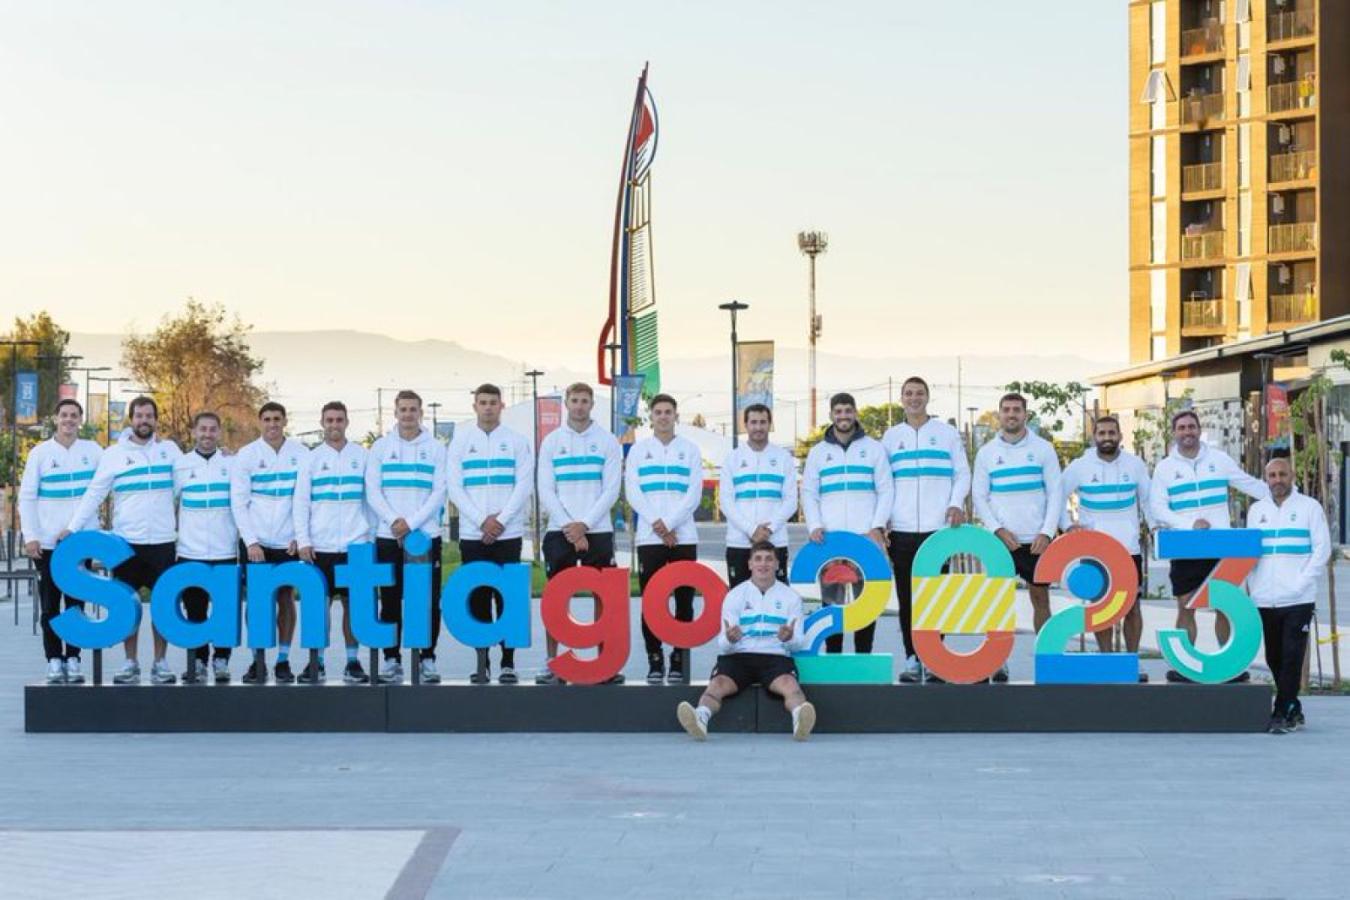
[0,1,1130,375]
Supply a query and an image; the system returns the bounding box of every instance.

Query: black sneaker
[1138,672,1150,683]
[991,666,1009,683]
[343,660,370,684]
[1164,669,1190,683]
[242,661,265,684]
[1267,715,1290,735]
[667,649,688,684]
[535,669,561,685]
[646,652,665,684]
[298,661,324,684]
[923,670,946,684]
[469,668,491,685]
[1227,671,1252,684]
[274,661,295,684]
[1285,703,1305,731]
[604,673,625,685]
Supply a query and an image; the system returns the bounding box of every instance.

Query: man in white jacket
[294,401,371,685]
[534,382,623,684]
[230,401,309,684]
[447,383,534,685]
[172,411,238,683]
[1148,409,1269,682]
[1060,415,1152,668]
[719,403,797,587]
[366,390,448,685]
[66,396,182,685]
[881,376,969,682]
[19,398,102,684]
[1246,457,1328,733]
[625,393,704,684]
[676,541,817,741]
[801,392,893,655]
[973,392,1062,681]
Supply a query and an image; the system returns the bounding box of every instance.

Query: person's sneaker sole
[676,701,706,741]
[793,702,817,741]
[898,672,919,684]
[646,672,664,684]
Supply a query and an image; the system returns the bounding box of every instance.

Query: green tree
[122,299,268,448]
[1,312,74,424]
[1004,380,1090,439]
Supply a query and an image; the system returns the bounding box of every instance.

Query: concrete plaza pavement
[2,557,1348,898]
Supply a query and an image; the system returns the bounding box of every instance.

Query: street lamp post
[604,342,623,435]
[526,369,544,565]
[718,300,749,448]
[1255,352,1278,466]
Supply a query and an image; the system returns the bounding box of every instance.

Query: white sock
[696,705,713,725]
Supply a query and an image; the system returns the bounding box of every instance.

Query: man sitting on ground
[676,541,817,741]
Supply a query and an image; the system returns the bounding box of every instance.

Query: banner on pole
[15,372,38,425]
[735,341,775,421]
[88,394,108,442]
[1265,383,1290,448]
[59,383,79,401]
[613,374,645,443]
[536,396,562,449]
[108,400,127,440]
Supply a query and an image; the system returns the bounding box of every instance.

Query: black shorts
[1170,558,1218,598]
[239,541,295,565]
[711,653,798,691]
[1010,544,1050,587]
[1130,554,1144,584]
[113,542,176,595]
[542,530,616,575]
[313,551,348,598]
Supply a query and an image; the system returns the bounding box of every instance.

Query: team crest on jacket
[588,444,597,452]
[1026,453,1034,462]
[321,462,330,471]
[498,443,507,452]
[1259,514,1268,524]
[350,460,359,470]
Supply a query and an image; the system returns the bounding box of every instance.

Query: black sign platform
[24,682,1272,734]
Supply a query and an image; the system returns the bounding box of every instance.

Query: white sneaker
[378,659,403,684]
[898,655,922,684]
[792,702,817,741]
[212,658,231,684]
[64,658,85,685]
[419,658,441,684]
[113,660,141,685]
[150,659,177,685]
[46,659,65,684]
[676,701,707,741]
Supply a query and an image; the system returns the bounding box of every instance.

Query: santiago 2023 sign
[46,526,1265,685]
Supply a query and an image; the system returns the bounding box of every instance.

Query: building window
[1151,269,1168,331]
[1151,1,1166,65]
[1151,336,1168,361]
[1237,123,1251,188]
[1238,191,1251,256]
[1152,201,1167,264]
[1151,135,1167,198]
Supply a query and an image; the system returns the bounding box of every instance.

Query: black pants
[459,537,523,666]
[178,556,237,662]
[887,531,934,659]
[725,546,788,588]
[37,549,83,661]
[638,543,698,656]
[1260,603,1314,715]
[376,536,444,661]
[543,531,615,574]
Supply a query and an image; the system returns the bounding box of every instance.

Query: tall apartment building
[1128,0,1349,363]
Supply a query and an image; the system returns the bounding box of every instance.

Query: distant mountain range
[68,330,1123,438]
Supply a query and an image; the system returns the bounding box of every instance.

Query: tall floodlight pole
[797,231,828,431]
[719,301,749,448]
[526,369,544,565]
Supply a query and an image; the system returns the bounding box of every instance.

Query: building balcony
[1181,230,1225,262]
[1268,78,1316,114]
[1179,92,1224,125]
[1181,21,1224,57]
[1268,222,1316,255]
[1182,162,1223,194]
[1181,298,1224,332]
[1268,9,1315,43]
[1269,292,1316,326]
[1270,150,1316,184]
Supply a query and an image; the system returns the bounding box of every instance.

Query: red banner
[1265,383,1289,444]
[536,396,562,449]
